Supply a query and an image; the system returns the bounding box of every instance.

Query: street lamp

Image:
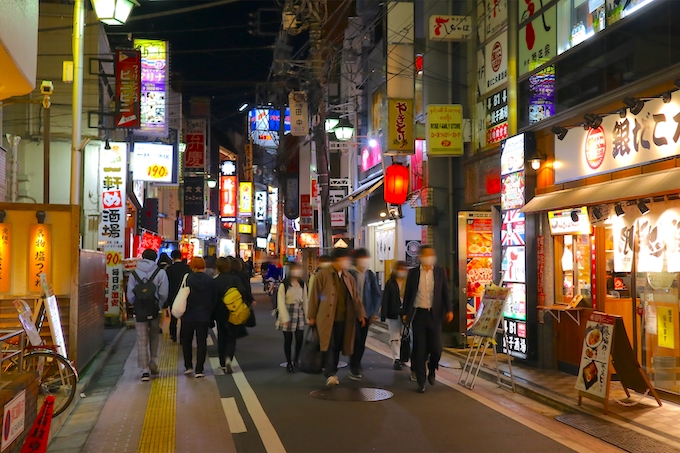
[333,117,354,141]
[91,0,140,25]
[207,178,218,189]
[324,113,340,131]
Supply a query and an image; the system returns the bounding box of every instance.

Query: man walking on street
[308,248,367,387]
[165,250,191,342]
[402,245,453,393]
[127,249,169,381]
[349,249,381,380]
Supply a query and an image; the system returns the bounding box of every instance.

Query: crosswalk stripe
[221,397,248,433]
[231,358,286,453]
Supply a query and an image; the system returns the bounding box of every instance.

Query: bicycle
[2,300,78,417]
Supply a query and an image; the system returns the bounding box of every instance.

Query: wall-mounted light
[583,113,603,129]
[529,151,547,171]
[368,138,378,148]
[207,178,217,189]
[618,108,627,118]
[551,126,568,141]
[663,92,672,104]
[638,200,650,215]
[623,97,644,115]
[615,204,625,217]
[36,211,46,224]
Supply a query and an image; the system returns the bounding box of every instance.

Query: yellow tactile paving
[138,335,178,453]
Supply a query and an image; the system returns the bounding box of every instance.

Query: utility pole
[309,20,332,251]
[70,0,84,207]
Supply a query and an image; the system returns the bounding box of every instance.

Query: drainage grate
[555,413,680,453]
[280,361,347,368]
[310,387,394,402]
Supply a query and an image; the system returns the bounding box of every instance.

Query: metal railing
[0,329,26,381]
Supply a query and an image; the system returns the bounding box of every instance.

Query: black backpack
[131,268,162,321]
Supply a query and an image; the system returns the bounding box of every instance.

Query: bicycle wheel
[15,351,78,417]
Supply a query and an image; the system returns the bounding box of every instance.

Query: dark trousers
[169,313,178,340]
[349,320,369,373]
[180,321,211,373]
[411,309,443,386]
[217,321,237,367]
[283,330,304,364]
[323,321,345,378]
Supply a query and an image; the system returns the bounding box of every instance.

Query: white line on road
[231,358,287,453]
[221,397,247,433]
[210,357,224,375]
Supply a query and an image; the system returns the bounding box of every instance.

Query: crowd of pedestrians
[127,244,453,394]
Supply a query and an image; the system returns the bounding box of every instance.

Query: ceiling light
[571,210,579,222]
[551,126,568,141]
[379,210,388,218]
[623,97,644,115]
[638,200,650,215]
[615,204,625,217]
[584,113,602,129]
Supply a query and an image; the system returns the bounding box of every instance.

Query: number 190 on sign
[106,251,122,267]
[147,165,169,180]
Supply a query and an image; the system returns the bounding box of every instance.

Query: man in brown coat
[308,248,367,387]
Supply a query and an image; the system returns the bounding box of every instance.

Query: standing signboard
[98,142,127,316]
[115,49,141,129]
[1,390,25,451]
[458,212,493,330]
[38,273,67,358]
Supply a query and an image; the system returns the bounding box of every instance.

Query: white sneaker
[184,368,194,375]
[195,372,205,378]
[326,375,340,387]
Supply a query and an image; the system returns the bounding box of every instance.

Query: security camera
[40,80,54,96]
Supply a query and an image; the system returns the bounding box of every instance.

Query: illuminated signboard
[548,207,591,236]
[134,39,167,136]
[115,50,141,129]
[185,118,206,172]
[528,66,555,125]
[220,176,237,222]
[132,143,173,183]
[197,217,217,239]
[254,191,267,221]
[239,182,253,216]
[238,223,252,234]
[0,224,11,293]
[28,225,51,294]
[249,108,291,148]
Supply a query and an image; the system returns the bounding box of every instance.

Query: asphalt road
[209,286,576,453]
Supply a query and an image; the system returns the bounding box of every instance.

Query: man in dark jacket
[349,249,382,380]
[126,249,169,382]
[165,250,191,342]
[402,245,453,393]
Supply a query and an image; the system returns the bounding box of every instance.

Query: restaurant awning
[329,175,384,212]
[362,186,388,226]
[522,167,680,213]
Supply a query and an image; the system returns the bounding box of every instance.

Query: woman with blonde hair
[181,257,217,378]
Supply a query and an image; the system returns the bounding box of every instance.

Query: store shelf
[538,304,584,325]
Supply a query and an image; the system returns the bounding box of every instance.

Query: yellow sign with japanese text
[239,182,253,216]
[387,99,414,154]
[238,223,252,234]
[427,104,463,156]
[28,224,51,294]
[658,306,675,349]
[0,224,11,293]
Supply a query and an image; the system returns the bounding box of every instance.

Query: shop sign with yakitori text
[98,142,127,316]
[388,99,414,154]
[555,95,680,183]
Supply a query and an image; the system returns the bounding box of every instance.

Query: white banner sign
[485,31,508,94]
[428,15,472,41]
[556,96,680,183]
[518,5,556,76]
[133,143,173,183]
[289,91,309,137]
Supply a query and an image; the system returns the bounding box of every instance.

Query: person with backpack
[348,248,382,381]
[276,262,307,373]
[165,250,191,342]
[181,257,218,378]
[214,257,249,374]
[126,249,169,382]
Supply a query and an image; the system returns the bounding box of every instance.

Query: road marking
[232,358,286,453]
[210,357,224,375]
[221,397,247,433]
[365,340,596,453]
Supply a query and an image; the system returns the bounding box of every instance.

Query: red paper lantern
[384,163,410,205]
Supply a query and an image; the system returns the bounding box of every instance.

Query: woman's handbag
[171,274,190,318]
[400,324,412,363]
[298,326,323,374]
[245,306,257,328]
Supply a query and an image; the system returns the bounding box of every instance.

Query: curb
[50,326,128,438]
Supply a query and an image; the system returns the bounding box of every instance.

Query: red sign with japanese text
[220,176,237,221]
[300,195,313,232]
[115,50,141,129]
[185,118,206,171]
[137,231,162,258]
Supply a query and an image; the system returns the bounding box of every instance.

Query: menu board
[463,213,494,329]
[469,284,511,338]
[575,312,615,399]
[500,172,525,211]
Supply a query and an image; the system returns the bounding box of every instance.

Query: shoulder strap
[131,271,142,284]
[150,267,162,282]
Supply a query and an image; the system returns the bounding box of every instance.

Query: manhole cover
[280,361,347,368]
[310,387,393,402]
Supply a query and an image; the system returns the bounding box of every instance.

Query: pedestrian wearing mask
[381,261,409,370]
[308,248,367,387]
[402,245,453,393]
[276,262,307,373]
[348,249,382,380]
[308,255,331,300]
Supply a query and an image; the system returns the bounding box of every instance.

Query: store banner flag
[134,39,167,137]
[183,176,204,216]
[427,104,463,156]
[575,312,615,399]
[612,213,634,273]
[98,142,127,316]
[388,99,414,154]
[115,49,141,129]
[185,118,206,172]
[289,91,309,137]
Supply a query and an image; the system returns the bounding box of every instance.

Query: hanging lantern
[384,163,410,205]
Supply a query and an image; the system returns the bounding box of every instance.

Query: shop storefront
[524,85,680,398]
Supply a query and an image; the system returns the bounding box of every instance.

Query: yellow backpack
[223,287,250,325]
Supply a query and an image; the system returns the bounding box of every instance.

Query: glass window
[557,0,606,54]
[556,234,592,305]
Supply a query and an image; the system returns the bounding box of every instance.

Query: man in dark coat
[402,245,453,393]
[165,250,191,342]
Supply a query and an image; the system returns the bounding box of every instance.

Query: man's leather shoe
[428,371,436,385]
[418,384,426,393]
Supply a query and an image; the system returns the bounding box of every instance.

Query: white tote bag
[171,274,190,318]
